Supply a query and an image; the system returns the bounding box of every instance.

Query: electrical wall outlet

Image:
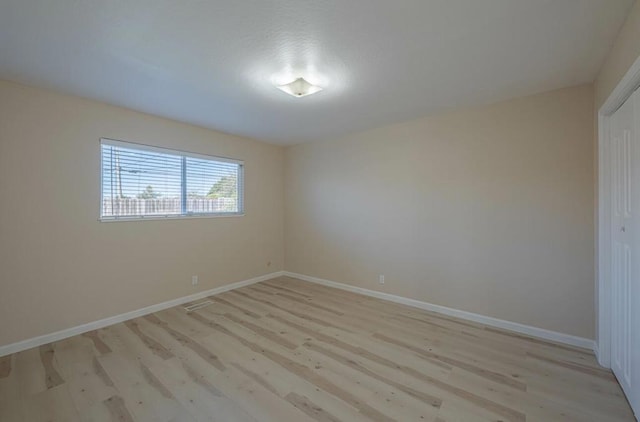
[192,275,199,286]
[379,274,385,285]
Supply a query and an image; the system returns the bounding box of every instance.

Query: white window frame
[99,138,244,222]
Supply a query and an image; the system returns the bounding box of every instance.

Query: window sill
[99,213,245,222]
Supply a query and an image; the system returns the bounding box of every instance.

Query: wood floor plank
[39,344,65,389]
[143,314,226,371]
[82,330,113,355]
[232,290,352,333]
[52,336,119,417]
[103,395,137,422]
[285,392,343,422]
[97,351,196,422]
[148,357,258,422]
[209,296,263,319]
[191,310,399,421]
[0,354,12,378]
[202,305,310,346]
[295,339,443,421]
[15,347,49,397]
[525,351,615,380]
[275,277,596,365]
[302,336,521,421]
[1,276,633,421]
[222,291,278,315]
[199,325,374,422]
[22,383,81,422]
[217,312,298,350]
[305,341,443,408]
[134,315,321,422]
[450,366,632,422]
[0,354,24,422]
[247,284,345,316]
[94,323,169,371]
[262,289,531,395]
[373,332,527,391]
[203,309,448,422]
[124,319,175,360]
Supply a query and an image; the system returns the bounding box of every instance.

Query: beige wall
[595,0,640,109]
[285,84,595,339]
[0,80,284,347]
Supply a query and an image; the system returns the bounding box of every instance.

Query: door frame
[597,55,640,368]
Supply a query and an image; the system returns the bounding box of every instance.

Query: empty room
[2,1,640,421]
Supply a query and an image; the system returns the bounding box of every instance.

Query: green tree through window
[207,175,237,199]
[137,185,160,199]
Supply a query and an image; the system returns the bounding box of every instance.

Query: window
[100,139,244,220]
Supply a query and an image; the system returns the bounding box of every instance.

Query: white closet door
[633,88,640,416]
[610,87,640,415]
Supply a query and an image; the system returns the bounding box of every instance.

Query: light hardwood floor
[0,276,634,421]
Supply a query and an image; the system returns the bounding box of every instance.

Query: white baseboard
[283,271,595,351]
[0,271,284,357]
[1,270,595,357]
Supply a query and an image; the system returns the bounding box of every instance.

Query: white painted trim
[596,54,640,368]
[100,138,245,165]
[0,268,597,357]
[99,213,245,223]
[597,111,612,368]
[283,271,595,351]
[599,56,640,116]
[0,271,284,357]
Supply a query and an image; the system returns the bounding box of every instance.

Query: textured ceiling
[0,0,634,144]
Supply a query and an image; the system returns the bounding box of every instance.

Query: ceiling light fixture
[275,77,323,98]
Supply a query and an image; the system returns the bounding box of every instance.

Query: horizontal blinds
[101,139,243,219]
[186,156,241,213]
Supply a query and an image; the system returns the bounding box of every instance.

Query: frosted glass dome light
[276,77,323,98]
